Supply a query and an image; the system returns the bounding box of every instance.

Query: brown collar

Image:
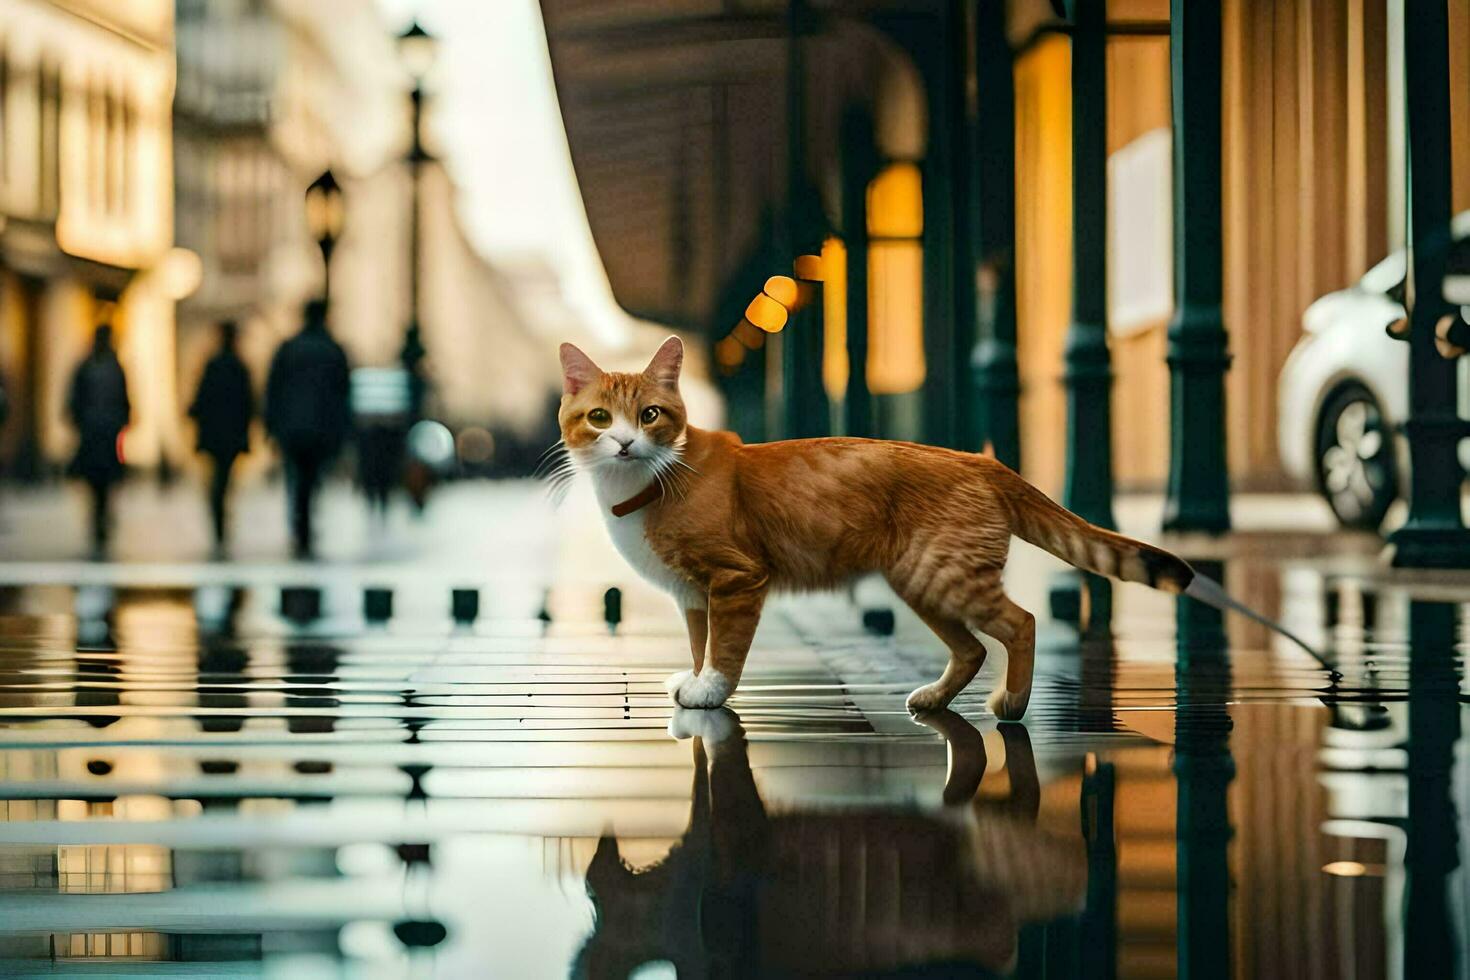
[611,480,664,517]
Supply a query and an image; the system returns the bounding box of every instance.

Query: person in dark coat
[189,320,254,553]
[67,324,130,555]
[265,300,350,558]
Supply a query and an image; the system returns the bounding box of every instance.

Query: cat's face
[558,337,687,470]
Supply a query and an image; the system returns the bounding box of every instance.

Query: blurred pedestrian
[189,320,253,555]
[265,300,350,558]
[355,326,429,517]
[66,324,130,557]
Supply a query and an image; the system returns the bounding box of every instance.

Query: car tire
[1314,382,1398,530]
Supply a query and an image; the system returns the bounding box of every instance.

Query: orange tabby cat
[559,336,1222,720]
[574,707,1085,977]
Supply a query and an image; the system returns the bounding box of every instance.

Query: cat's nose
[615,438,634,456]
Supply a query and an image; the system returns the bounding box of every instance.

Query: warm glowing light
[821,237,848,399]
[733,320,766,349]
[1322,861,1383,877]
[157,247,203,301]
[867,163,924,238]
[397,20,439,80]
[305,169,346,242]
[793,254,824,281]
[865,163,925,395]
[868,241,925,394]
[715,335,746,371]
[763,275,799,308]
[746,293,789,333]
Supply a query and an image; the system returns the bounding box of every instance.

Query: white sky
[373,0,634,347]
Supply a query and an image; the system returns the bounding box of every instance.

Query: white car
[1278,218,1470,529]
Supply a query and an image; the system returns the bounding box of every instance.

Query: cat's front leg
[663,604,708,702]
[669,569,766,709]
[684,605,708,672]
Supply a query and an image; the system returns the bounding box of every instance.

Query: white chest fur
[592,468,702,609]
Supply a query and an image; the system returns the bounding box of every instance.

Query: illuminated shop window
[866,162,924,395]
[57,932,168,959]
[820,236,848,399]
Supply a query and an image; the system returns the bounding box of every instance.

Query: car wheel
[1314,382,1397,530]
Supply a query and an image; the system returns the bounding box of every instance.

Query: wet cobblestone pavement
[0,546,1465,977]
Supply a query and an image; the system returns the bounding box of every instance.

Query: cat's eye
[640,406,661,425]
[587,408,612,428]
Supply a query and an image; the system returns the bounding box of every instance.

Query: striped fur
[559,337,1201,722]
[575,711,1085,977]
[995,466,1196,593]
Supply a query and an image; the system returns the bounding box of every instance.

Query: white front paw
[671,669,733,709]
[667,706,738,744]
[664,670,694,696]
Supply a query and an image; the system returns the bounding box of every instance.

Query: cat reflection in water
[572,708,1086,978]
[558,337,1230,720]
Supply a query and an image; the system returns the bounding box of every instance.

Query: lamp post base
[972,338,1021,468]
[1386,525,1470,569]
[1049,571,1112,637]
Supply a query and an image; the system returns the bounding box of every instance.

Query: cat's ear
[559,343,603,396]
[643,336,683,389]
[586,834,628,892]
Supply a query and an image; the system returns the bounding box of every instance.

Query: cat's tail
[998,464,1330,665]
[1000,468,1194,593]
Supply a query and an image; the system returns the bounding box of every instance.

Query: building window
[38,61,60,218]
[0,52,9,190]
[120,95,134,222]
[866,162,924,395]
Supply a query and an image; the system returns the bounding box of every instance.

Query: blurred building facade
[0,0,178,477]
[539,0,1470,496]
[172,0,292,382]
[171,0,563,480]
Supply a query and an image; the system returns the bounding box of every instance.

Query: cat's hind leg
[967,589,1035,722]
[901,607,989,714]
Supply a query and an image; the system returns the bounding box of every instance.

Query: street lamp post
[397,19,437,373]
[304,168,344,304]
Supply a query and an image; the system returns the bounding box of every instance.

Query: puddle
[0,568,1464,977]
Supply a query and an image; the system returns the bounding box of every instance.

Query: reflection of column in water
[284,642,342,735]
[193,585,242,636]
[1076,629,1119,734]
[72,585,120,729]
[1080,757,1118,980]
[1403,600,1461,979]
[1174,558,1234,980]
[1177,559,1228,661]
[192,589,254,735]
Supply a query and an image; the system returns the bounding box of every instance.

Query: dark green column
[783,279,827,439]
[721,350,767,445]
[781,0,828,441]
[949,0,978,451]
[1163,0,1232,534]
[1173,558,1233,980]
[840,110,877,439]
[1403,600,1462,977]
[919,18,959,449]
[1052,0,1114,628]
[1061,0,1115,529]
[970,0,1022,469]
[1386,0,1470,567]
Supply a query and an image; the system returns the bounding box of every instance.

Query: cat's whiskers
[538,444,582,506]
[647,446,696,501]
[532,440,571,481]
